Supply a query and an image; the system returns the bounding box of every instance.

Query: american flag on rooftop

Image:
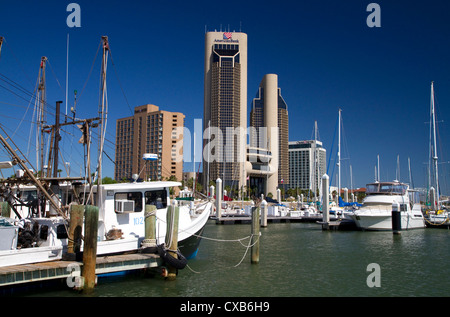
[223,32,232,39]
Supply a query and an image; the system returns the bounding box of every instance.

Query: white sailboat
[424,82,449,227]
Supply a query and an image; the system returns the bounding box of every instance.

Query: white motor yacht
[350,181,425,231]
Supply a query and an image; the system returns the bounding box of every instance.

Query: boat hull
[178,226,205,259]
[0,245,63,267]
[425,213,450,228]
[352,212,425,231]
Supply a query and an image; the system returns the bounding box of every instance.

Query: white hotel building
[288,140,327,192]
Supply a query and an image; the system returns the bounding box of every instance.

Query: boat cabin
[97,181,181,241]
[366,182,408,196]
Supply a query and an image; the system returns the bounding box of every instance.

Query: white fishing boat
[93,181,212,259]
[350,181,425,231]
[0,180,212,267]
[0,35,212,269]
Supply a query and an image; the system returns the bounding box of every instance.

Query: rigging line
[0,82,58,119]
[12,77,40,138]
[109,51,133,116]
[0,71,58,113]
[74,40,101,107]
[0,72,38,100]
[1,38,34,86]
[46,59,66,97]
[103,150,115,165]
[0,113,37,124]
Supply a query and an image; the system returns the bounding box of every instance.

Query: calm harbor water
[26,221,450,297]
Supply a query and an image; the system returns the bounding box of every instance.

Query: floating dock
[0,252,161,289]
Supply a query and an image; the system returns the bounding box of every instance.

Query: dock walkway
[0,253,161,288]
[213,215,323,225]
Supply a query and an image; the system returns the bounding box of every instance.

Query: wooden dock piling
[165,202,180,281]
[142,204,157,248]
[251,206,260,264]
[67,204,84,255]
[82,205,99,291]
[1,201,10,218]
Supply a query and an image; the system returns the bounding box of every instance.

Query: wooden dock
[0,252,161,289]
[213,215,323,225]
[214,216,358,231]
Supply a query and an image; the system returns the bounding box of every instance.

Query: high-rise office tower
[203,31,248,191]
[115,104,184,183]
[249,74,289,195]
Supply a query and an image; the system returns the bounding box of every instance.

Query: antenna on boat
[65,33,69,122]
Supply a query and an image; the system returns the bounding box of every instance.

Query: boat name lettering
[133,216,144,225]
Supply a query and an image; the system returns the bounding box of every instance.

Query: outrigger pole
[0,125,67,219]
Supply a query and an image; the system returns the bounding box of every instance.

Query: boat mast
[96,36,109,208]
[313,120,319,203]
[37,57,47,175]
[430,81,440,209]
[337,109,341,200]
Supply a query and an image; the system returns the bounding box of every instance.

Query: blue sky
[0,0,449,194]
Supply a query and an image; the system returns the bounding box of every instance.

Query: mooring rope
[154,214,262,273]
[185,232,262,274]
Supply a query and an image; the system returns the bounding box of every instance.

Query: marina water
[27,221,449,297]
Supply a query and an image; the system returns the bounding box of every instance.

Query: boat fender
[157,243,187,270]
[140,245,158,254]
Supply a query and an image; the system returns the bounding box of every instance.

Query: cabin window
[145,190,167,209]
[114,192,143,212]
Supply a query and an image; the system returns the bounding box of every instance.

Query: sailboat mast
[430,81,440,209]
[377,155,380,182]
[337,109,341,199]
[314,120,318,202]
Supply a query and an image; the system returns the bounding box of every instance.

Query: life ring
[157,243,187,270]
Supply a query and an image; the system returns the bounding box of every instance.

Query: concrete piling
[261,199,268,227]
[322,174,330,230]
[215,178,222,222]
